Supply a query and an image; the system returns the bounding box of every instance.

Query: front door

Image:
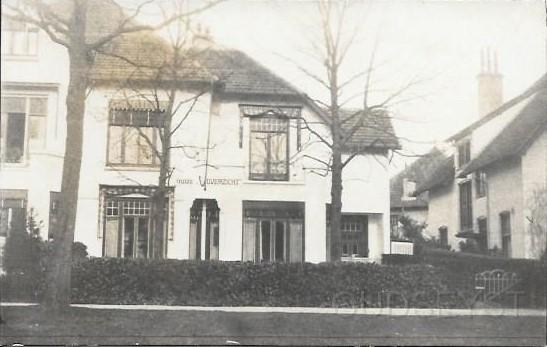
[123,216,149,258]
[259,219,286,262]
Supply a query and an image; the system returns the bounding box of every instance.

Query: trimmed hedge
[70,258,454,308]
[383,249,546,308]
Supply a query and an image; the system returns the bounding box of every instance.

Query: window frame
[1,95,48,164]
[459,180,473,231]
[248,115,290,181]
[475,170,487,198]
[1,19,39,57]
[106,108,164,168]
[457,140,471,168]
[500,211,511,258]
[340,214,369,258]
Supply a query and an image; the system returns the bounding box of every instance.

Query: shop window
[1,18,38,56]
[249,116,289,181]
[242,201,304,263]
[1,96,48,163]
[101,186,172,258]
[107,108,163,166]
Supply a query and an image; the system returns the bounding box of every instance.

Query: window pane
[250,133,268,175]
[2,97,26,113]
[136,217,148,258]
[1,33,12,54]
[138,127,154,165]
[12,31,27,55]
[29,98,47,114]
[270,132,287,175]
[242,218,256,262]
[108,126,123,163]
[27,31,38,55]
[123,217,135,258]
[124,127,139,164]
[289,221,303,263]
[274,221,285,262]
[104,218,119,257]
[260,220,271,262]
[29,115,46,148]
[6,113,26,162]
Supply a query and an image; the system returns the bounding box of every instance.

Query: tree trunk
[330,145,343,261]
[43,2,89,311]
[43,49,89,311]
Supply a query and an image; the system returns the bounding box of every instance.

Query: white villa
[0,2,399,265]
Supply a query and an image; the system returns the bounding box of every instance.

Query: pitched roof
[458,77,547,176]
[391,147,453,207]
[390,148,449,209]
[339,109,400,150]
[448,74,547,141]
[414,153,455,194]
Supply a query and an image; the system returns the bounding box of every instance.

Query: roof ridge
[448,73,547,141]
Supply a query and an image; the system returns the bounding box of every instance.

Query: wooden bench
[474,269,520,302]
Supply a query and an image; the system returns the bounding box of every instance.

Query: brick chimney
[192,24,213,50]
[477,48,503,118]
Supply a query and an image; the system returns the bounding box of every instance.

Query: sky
[150,0,547,174]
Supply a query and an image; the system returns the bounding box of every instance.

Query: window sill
[341,255,370,263]
[105,165,160,172]
[1,55,39,62]
[243,180,304,186]
[0,161,29,169]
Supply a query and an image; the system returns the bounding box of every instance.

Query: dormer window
[457,140,471,168]
[1,18,38,57]
[401,178,416,201]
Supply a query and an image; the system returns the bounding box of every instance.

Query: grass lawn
[1,306,545,346]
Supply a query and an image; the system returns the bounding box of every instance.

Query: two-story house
[415,53,546,258]
[0,1,399,264]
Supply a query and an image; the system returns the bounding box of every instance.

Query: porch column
[200,200,206,259]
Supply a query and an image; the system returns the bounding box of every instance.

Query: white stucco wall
[427,183,460,250]
[72,88,393,263]
[1,31,68,238]
[521,129,547,258]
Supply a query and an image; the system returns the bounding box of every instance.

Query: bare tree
[2,0,220,311]
[288,1,423,261]
[526,187,547,259]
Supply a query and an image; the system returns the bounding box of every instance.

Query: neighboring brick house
[415,72,547,258]
[1,1,400,265]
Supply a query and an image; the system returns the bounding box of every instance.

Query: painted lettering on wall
[175,177,241,186]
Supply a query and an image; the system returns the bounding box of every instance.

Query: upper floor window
[475,170,487,198]
[1,96,48,163]
[1,18,38,56]
[249,116,289,181]
[457,140,471,168]
[107,108,164,167]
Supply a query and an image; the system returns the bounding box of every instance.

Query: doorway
[189,199,220,260]
[259,219,286,262]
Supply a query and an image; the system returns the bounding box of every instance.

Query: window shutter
[289,220,303,263]
[243,218,257,262]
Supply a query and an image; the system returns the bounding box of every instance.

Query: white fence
[390,240,414,255]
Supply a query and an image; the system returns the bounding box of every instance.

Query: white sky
[151,0,547,174]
